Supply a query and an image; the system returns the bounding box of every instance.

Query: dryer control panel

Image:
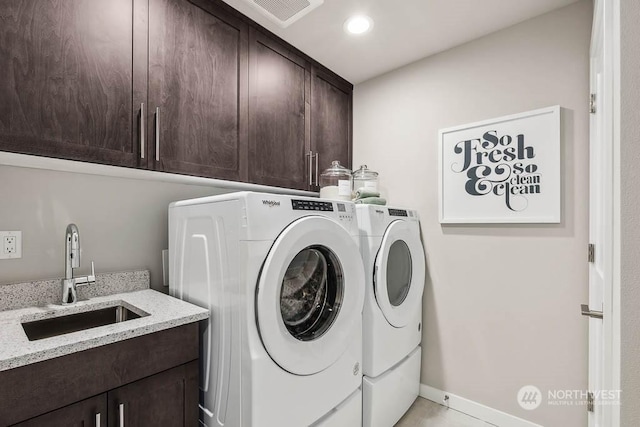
[388,208,408,217]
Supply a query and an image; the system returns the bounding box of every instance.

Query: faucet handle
[75,261,96,288]
[88,261,96,282]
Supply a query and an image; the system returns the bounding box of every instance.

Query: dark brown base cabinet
[0,324,199,427]
[0,0,352,191]
[11,395,108,427]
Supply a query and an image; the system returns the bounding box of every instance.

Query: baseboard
[419,384,543,427]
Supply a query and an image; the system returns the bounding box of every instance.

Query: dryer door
[256,216,364,376]
[374,220,425,327]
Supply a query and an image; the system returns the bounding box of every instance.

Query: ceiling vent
[245,0,324,28]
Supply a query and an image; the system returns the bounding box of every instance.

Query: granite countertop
[0,275,209,372]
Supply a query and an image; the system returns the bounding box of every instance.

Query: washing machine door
[374,220,425,328]
[256,215,365,376]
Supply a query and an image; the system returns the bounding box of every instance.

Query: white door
[374,220,425,327]
[256,216,365,376]
[586,0,613,425]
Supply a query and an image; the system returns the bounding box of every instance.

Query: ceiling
[221,0,581,84]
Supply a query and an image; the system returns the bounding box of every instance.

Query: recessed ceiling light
[344,15,373,35]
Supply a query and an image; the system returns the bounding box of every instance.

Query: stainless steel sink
[21,305,148,341]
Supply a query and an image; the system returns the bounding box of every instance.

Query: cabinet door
[12,394,106,427]
[107,362,198,427]
[248,28,310,190]
[0,0,146,167]
[311,67,353,180]
[148,0,248,180]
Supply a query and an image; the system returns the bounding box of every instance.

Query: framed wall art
[438,106,561,224]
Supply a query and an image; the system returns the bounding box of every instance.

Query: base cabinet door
[311,67,353,178]
[107,362,199,427]
[11,394,107,427]
[0,0,146,167]
[148,0,248,180]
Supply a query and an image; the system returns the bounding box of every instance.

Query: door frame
[590,0,621,425]
[589,0,612,425]
[610,0,622,425]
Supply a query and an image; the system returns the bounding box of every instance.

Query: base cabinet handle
[119,403,125,427]
[95,412,101,426]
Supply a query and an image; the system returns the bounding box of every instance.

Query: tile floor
[395,397,496,427]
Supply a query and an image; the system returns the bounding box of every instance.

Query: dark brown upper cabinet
[311,67,353,181]
[248,28,310,190]
[0,0,352,191]
[148,0,248,180]
[0,0,146,167]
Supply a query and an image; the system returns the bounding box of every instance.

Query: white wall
[353,1,592,426]
[620,0,640,423]
[0,164,233,288]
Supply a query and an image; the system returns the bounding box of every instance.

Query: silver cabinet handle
[119,403,125,427]
[155,107,160,162]
[581,304,603,319]
[140,103,145,159]
[306,151,313,186]
[95,412,101,426]
[314,152,319,186]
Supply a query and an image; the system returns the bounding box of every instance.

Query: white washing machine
[356,205,426,427]
[169,192,365,427]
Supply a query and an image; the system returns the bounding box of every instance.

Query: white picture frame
[438,106,561,224]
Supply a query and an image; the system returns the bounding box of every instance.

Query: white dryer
[169,192,365,427]
[356,205,426,427]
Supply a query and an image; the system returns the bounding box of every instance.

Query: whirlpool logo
[262,200,281,207]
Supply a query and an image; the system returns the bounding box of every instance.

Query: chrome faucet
[61,224,96,305]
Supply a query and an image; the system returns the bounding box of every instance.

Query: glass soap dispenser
[319,160,352,201]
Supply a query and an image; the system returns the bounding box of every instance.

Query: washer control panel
[291,199,334,211]
[290,199,355,224]
[337,203,354,221]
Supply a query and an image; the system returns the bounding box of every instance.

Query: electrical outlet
[0,231,22,259]
[4,236,16,253]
